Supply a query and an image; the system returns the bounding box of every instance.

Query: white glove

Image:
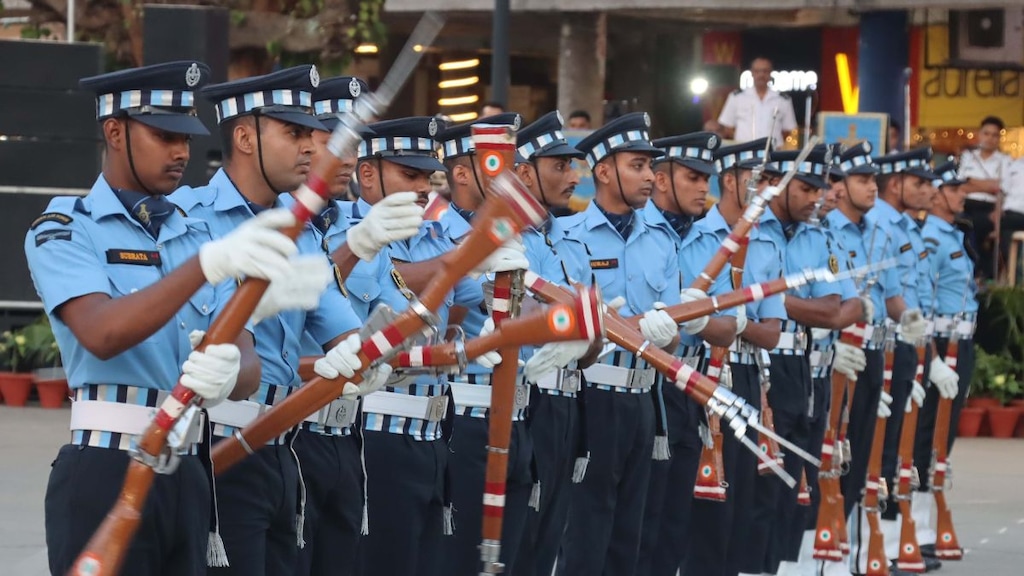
[859,294,875,322]
[342,362,393,399]
[473,318,504,368]
[899,309,927,344]
[250,256,332,324]
[347,192,424,261]
[877,389,893,419]
[315,333,363,380]
[471,238,529,279]
[639,303,677,348]
[811,327,832,341]
[525,340,590,382]
[833,342,866,380]
[199,208,298,284]
[679,288,710,335]
[910,380,927,408]
[735,304,748,336]
[929,357,960,399]
[604,296,626,314]
[180,330,240,407]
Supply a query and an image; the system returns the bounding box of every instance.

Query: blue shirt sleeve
[26,219,111,314]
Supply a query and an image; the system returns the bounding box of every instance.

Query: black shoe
[920,544,937,558]
[886,565,917,576]
[924,556,943,572]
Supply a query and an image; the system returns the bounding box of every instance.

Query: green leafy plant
[0,328,29,373]
[0,316,60,373]
[986,286,1024,361]
[972,346,1021,402]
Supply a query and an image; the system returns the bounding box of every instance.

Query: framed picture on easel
[817,112,890,154]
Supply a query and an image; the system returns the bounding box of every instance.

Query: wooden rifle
[931,328,964,560]
[65,14,448,576]
[693,346,728,501]
[862,336,895,575]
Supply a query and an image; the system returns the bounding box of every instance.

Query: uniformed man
[289,75,423,576]
[637,132,740,576]
[348,115,515,576]
[707,57,798,147]
[510,111,596,576]
[561,111,683,576]
[914,160,972,562]
[430,112,537,575]
[958,116,1012,279]
[26,61,304,575]
[689,138,788,576]
[173,65,395,576]
[870,149,941,570]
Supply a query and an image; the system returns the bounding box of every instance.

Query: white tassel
[361,501,370,536]
[206,531,230,568]
[653,434,671,461]
[289,433,307,549]
[295,512,306,549]
[443,504,455,536]
[360,427,370,535]
[572,453,590,483]
[529,481,541,511]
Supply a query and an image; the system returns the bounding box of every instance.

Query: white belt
[449,382,531,411]
[206,399,269,429]
[861,324,889,349]
[810,348,835,368]
[535,368,582,393]
[583,364,656,390]
[932,317,976,338]
[774,331,807,350]
[304,397,360,430]
[70,399,203,447]
[362,391,449,422]
[729,340,758,354]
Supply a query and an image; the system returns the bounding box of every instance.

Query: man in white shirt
[959,115,1013,279]
[998,155,1024,273]
[706,57,797,147]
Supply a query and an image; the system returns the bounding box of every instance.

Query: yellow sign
[918,25,1023,127]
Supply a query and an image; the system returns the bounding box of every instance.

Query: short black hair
[980,116,1004,132]
[889,120,901,132]
[443,155,472,189]
[569,110,591,122]
[218,116,253,162]
[876,172,896,195]
[481,100,505,112]
[750,56,773,68]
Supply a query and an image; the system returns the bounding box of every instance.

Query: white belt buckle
[513,384,530,411]
[321,397,359,429]
[560,369,581,393]
[426,395,449,422]
[629,368,655,389]
[167,404,203,449]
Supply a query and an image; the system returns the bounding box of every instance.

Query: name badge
[106,249,162,266]
[951,250,963,260]
[919,250,929,260]
[590,258,619,270]
[899,243,912,254]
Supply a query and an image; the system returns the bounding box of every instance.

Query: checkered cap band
[97,90,195,118]
[715,148,762,172]
[442,136,474,159]
[840,154,875,172]
[216,89,313,122]
[517,130,567,160]
[879,157,927,175]
[586,129,651,169]
[778,160,826,176]
[938,167,961,185]
[666,145,714,163]
[358,136,436,159]
[313,98,354,116]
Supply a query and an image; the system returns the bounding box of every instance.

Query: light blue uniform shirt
[642,201,735,352]
[869,199,924,311]
[922,215,978,315]
[760,205,844,302]
[172,169,361,399]
[25,175,234,392]
[824,209,900,324]
[904,214,934,315]
[562,200,681,369]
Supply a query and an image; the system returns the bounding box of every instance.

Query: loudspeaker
[143,5,229,188]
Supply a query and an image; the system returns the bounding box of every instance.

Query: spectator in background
[705,56,797,147]
[888,120,903,153]
[481,101,505,117]
[568,109,592,130]
[960,115,1013,279]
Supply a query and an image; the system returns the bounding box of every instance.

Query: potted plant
[23,315,66,409]
[968,347,1008,410]
[0,326,34,407]
[987,373,1022,438]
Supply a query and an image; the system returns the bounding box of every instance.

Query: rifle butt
[797,469,812,506]
[812,484,844,561]
[865,512,891,575]
[694,422,727,502]
[896,500,926,573]
[934,492,963,560]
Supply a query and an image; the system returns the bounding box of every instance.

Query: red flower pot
[957,407,985,438]
[988,407,1020,439]
[0,372,34,407]
[966,397,1001,410]
[1008,399,1024,409]
[34,378,68,409]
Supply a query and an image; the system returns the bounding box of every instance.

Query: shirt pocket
[103,264,162,298]
[188,282,217,319]
[346,271,382,306]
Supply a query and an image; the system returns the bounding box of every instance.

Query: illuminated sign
[740,70,819,92]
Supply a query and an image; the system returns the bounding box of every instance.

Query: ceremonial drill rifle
[862,333,897,576]
[67,13,447,576]
[472,125,527,576]
[892,277,941,573]
[930,285,970,561]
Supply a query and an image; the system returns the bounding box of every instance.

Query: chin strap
[123,120,155,196]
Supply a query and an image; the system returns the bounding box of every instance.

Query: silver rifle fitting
[479,539,503,574]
